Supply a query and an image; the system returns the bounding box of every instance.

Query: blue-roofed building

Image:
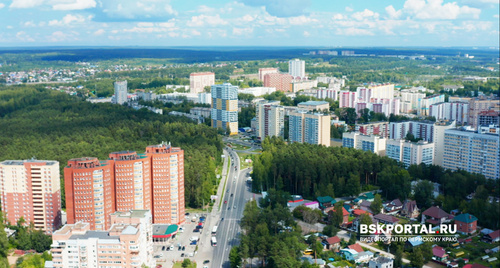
[406,236,424,251]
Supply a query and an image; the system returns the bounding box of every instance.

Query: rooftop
[454,213,478,224]
[298,100,329,106]
[70,231,120,241]
[111,210,150,219]
[0,159,58,165]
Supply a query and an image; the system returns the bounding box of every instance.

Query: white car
[189,237,199,242]
[169,245,174,251]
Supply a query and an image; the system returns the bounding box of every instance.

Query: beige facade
[289,111,330,146]
[468,97,500,129]
[258,68,278,81]
[433,120,456,166]
[256,101,284,139]
[0,159,61,234]
[190,72,215,94]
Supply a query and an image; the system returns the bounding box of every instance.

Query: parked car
[190,241,197,245]
[180,253,184,257]
[161,246,165,251]
[182,246,185,251]
[193,229,200,232]
[169,245,174,251]
[224,200,227,204]
[203,260,210,264]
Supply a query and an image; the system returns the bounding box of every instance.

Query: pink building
[339,91,357,108]
[264,73,293,92]
[258,68,279,81]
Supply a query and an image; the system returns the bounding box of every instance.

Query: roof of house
[362,192,375,199]
[433,246,447,258]
[353,209,370,216]
[402,200,418,213]
[390,199,402,207]
[488,230,500,239]
[454,213,478,224]
[423,206,450,219]
[326,236,341,245]
[348,243,364,253]
[407,236,424,247]
[360,200,372,207]
[341,248,359,256]
[374,214,400,224]
[480,228,494,235]
[317,196,335,204]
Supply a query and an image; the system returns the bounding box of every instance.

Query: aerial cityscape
[0,1,499,268]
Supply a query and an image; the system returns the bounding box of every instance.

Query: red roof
[326,236,341,245]
[488,230,500,239]
[432,246,446,258]
[333,207,349,216]
[463,264,488,268]
[423,206,450,219]
[348,243,363,253]
[353,209,370,216]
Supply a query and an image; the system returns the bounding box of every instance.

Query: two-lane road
[212,148,252,268]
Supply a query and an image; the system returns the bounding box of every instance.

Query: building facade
[263,73,293,92]
[256,101,285,140]
[145,143,185,225]
[258,68,279,81]
[429,102,469,125]
[477,110,499,127]
[468,97,500,129]
[0,159,61,234]
[316,89,339,101]
[189,72,215,94]
[289,111,330,146]
[51,210,154,268]
[65,158,115,231]
[418,94,445,116]
[342,132,387,155]
[297,101,330,112]
[114,81,128,105]
[400,91,426,113]
[433,120,456,166]
[443,128,499,179]
[211,83,239,135]
[389,121,435,142]
[386,140,434,167]
[356,121,390,138]
[339,91,358,108]
[288,59,305,79]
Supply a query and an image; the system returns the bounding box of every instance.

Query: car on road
[203,260,210,264]
[189,237,199,241]
[228,207,230,210]
[224,200,227,204]
[193,229,200,232]
[190,241,197,245]
[178,246,181,250]
[233,205,236,209]
[182,246,185,251]
[180,253,184,257]
[161,246,165,251]
[221,217,224,221]
[226,189,229,193]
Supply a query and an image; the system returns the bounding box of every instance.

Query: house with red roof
[454,213,478,234]
[374,214,400,225]
[325,236,341,251]
[432,246,448,262]
[348,243,363,253]
[352,209,371,217]
[422,206,452,225]
[486,230,500,243]
[328,207,349,225]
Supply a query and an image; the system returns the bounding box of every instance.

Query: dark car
[162,246,165,251]
[178,246,181,250]
[181,253,184,257]
[221,217,224,221]
[228,207,230,210]
[230,193,234,197]
[203,260,210,264]
[182,246,185,251]
[190,241,197,245]
[193,229,200,232]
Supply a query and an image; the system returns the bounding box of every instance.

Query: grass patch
[237,152,254,170]
[331,260,354,267]
[229,143,250,150]
[172,260,197,268]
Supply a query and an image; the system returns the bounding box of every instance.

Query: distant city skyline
[0,0,498,47]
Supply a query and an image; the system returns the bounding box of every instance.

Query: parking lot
[154,214,213,267]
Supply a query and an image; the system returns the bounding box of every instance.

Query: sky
[0,0,498,47]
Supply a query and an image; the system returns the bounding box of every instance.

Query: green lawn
[237,152,253,170]
[229,143,250,150]
[172,260,197,268]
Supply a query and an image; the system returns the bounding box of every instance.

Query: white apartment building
[256,101,285,139]
[342,132,387,155]
[0,159,61,234]
[339,91,357,108]
[418,94,445,116]
[291,80,317,92]
[51,210,154,268]
[386,139,434,167]
[357,84,395,102]
[114,81,128,105]
[189,72,215,94]
[433,120,456,166]
[443,128,499,180]
[400,91,426,113]
[289,59,305,79]
[429,102,469,125]
[316,89,339,101]
[289,111,330,146]
[389,121,435,142]
[238,87,276,97]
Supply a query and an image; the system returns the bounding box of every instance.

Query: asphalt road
[212,148,253,268]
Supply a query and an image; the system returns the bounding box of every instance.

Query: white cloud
[7,26,13,29]
[403,0,480,20]
[23,21,37,27]
[187,14,227,27]
[197,5,216,13]
[332,14,345,20]
[48,14,89,26]
[48,30,79,42]
[494,14,499,18]
[16,31,35,42]
[52,0,96,10]
[10,0,44,8]
[93,29,105,35]
[239,0,310,17]
[385,5,402,19]
[191,30,201,36]
[168,32,179,37]
[232,27,253,36]
[336,27,374,36]
[352,9,379,21]
[288,15,318,25]
[345,6,353,12]
[0,3,5,8]
[303,31,310,37]
[241,14,255,22]
[97,0,177,21]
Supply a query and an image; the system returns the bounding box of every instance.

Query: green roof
[317,196,334,204]
[454,213,477,223]
[363,193,375,199]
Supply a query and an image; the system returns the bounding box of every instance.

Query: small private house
[400,200,419,219]
[317,196,336,209]
[486,230,500,243]
[328,207,349,225]
[383,199,403,214]
[432,246,448,262]
[360,200,373,213]
[405,236,424,251]
[422,206,452,225]
[324,236,341,251]
[454,213,478,234]
[368,256,394,268]
[348,243,364,253]
[340,248,359,261]
[374,214,400,225]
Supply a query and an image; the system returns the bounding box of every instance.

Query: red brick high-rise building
[0,159,62,234]
[263,73,293,92]
[146,143,185,225]
[64,157,115,231]
[64,143,185,230]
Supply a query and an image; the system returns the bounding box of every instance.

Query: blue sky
[0,0,498,47]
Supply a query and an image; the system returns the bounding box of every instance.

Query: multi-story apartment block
[108,151,152,213]
[316,77,345,89]
[316,89,339,101]
[263,73,293,92]
[256,101,285,140]
[211,83,239,135]
[190,107,211,118]
[356,121,389,138]
[468,96,500,129]
[389,121,435,142]
[238,87,276,97]
[418,94,445,116]
[0,159,61,234]
[145,143,185,225]
[339,91,357,108]
[400,91,426,113]
[114,81,128,105]
[477,110,499,127]
[357,84,395,102]
[429,102,469,125]
[342,132,386,155]
[291,80,317,92]
[443,128,499,179]
[370,98,400,116]
[386,140,434,167]
[189,72,215,94]
[289,59,305,79]
[65,157,115,231]
[433,120,456,166]
[289,111,330,146]
[297,101,330,112]
[51,210,154,268]
[258,68,279,81]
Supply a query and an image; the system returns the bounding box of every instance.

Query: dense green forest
[0,85,223,209]
[252,137,500,229]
